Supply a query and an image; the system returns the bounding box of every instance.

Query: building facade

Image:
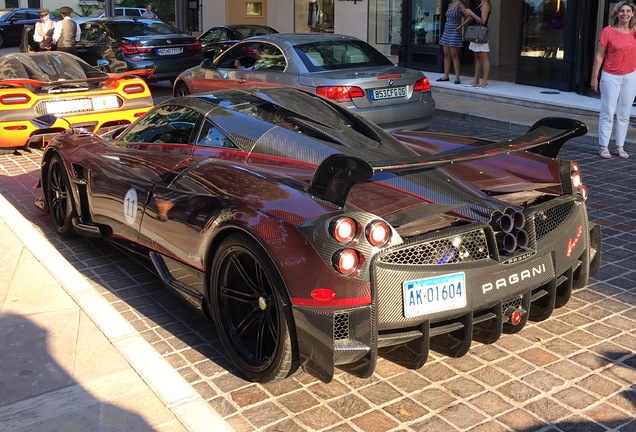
[200,0,618,96]
[2,0,616,96]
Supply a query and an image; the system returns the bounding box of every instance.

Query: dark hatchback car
[76,17,203,82]
[0,8,52,48]
[197,24,278,58]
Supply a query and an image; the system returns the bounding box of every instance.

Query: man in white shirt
[142,4,158,19]
[33,9,55,50]
[52,6,81,55]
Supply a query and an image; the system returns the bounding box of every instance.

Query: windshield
[112,21,183,36]
[0,10,13,20]
[293,40,394,72]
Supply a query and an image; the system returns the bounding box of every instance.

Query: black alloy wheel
[45,155,77,236]
[209,233,298,382]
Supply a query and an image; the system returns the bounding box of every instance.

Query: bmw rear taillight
[123,84,146,94]
[414,77,431,92]
[316,86,365,103]
[185,41,202,51]
[121,44,152,55]
[1,94,31,105]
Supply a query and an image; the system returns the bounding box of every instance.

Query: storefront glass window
[294,0,334,33]
[411,0,441,46]
[520,0,567,59]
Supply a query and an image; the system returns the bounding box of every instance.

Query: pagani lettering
[482,263,547,294]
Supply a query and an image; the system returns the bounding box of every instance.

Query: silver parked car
[173,33,435,131]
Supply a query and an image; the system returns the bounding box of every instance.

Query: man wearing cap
[52,6,81,55]
[33,9,55,50]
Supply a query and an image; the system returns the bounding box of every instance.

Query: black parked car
[76,17,203,82]
[0,8,53,48]
[197,24,278,58]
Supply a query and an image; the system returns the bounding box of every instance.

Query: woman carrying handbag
[459,0,491,89]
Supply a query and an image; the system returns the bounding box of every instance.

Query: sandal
[618,148,629,159]
[599,147,612,159]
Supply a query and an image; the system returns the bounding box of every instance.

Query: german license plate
[370,86,406,100]
[157,47,183,56]
[403,272,466,317]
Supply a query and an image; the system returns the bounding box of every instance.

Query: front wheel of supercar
[45,155,77,237]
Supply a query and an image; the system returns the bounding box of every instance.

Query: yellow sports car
[0,51,154,154]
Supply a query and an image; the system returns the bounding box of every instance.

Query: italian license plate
[403,272,467,318]
[157,47,183,56]
[46,99,92,114]
[370,86,406,100]
[91,95,119,110]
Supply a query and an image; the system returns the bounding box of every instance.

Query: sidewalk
[427,71,636,147]
[0,195,232,432]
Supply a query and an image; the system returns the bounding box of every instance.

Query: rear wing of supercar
[308,117,587,207]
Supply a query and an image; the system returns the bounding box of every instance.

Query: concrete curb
[0,193,232,432]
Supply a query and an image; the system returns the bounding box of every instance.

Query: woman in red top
[590,1,636,159]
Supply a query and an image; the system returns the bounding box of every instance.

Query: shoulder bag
[465,25,489,43]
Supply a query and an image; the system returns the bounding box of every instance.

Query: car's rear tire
[174,82,190,97]
[208,233,298,383]
[0,32,5,49]
[45,155,77,237]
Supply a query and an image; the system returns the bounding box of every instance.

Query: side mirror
[200,58,215,69]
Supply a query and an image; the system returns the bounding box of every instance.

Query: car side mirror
[201,58,215,69]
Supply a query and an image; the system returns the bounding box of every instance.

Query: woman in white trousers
[590,1,636,159]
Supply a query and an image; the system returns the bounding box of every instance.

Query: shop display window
[520,0,567,59]
[295,0,334,33]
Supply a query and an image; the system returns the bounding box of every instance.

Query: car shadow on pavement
[0,313,155,431]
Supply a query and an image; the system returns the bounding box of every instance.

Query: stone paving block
[242,401,287,429]
[327,393,372,419]
[358,381,403,406]
[468,392,513,417]
[496,408,543,431]
[295,405,344,430]
[410,413,459,431]
[383,397,430,423]
[351,409,399,431]
[438,402,487,430]
[553,387,599,410]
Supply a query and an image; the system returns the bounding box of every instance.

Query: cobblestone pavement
[1,116,635,432]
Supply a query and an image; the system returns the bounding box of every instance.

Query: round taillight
[366,221,390,247]
[580,184,588,200]
[334,249,359,275]
[571,171,582,188]
[572,162,580,172]
[331,217,356,243]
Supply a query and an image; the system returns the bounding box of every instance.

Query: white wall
[270,0,295,33]
[334,0,368,40]
[200,0,226,28]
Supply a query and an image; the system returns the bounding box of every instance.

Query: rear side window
[294,40,393,72]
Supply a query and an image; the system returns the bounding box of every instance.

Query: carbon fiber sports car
[34,87,601,383]
[0,51,154,154]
